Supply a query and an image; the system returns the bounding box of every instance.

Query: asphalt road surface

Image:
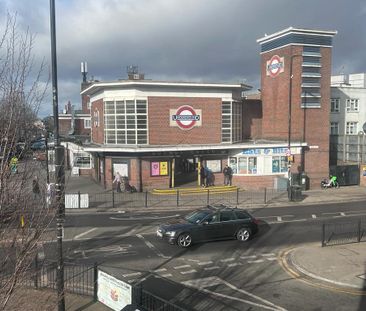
[42,201,366,310]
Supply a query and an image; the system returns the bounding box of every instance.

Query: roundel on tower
[266,55,285,78]
[170,105,202,130]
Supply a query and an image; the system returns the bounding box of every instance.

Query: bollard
[207,189,210,205]
[264,188,267,204]
[358,219,361,243]
[93,263,98,302]
[112,190,115,208]
[321,223,325,247]
[177,190,179,207]
[236,188,239,206]
[78,191,81,208]
[145,191,148,208]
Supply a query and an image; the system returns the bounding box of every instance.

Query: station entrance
[172,157,198,187]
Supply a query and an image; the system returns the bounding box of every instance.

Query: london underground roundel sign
[170,105,202,130]
[266,55,284,78]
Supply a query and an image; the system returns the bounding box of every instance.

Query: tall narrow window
[330,98,340,112]
[346,99,359,112]
[222,101,231,143]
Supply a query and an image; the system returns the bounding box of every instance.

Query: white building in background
[330,73,366,165]
[330,73,366,135]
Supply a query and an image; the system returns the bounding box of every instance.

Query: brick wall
[148,97,222,145]
[59,119,71,136]
[260,45,332,188]
[243,99,262,139]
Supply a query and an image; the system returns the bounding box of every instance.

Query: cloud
[0,0,365,117]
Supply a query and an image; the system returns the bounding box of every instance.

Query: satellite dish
[363,122,366,133]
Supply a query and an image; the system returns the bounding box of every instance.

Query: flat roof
[83,141,307,153]
[257,26,337,44]
[81,79,252,96]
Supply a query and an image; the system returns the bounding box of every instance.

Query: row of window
[331,98,359,113]
[330,121,358,135]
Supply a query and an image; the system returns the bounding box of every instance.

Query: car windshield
[184,210,210,224]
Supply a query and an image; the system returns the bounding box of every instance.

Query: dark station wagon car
[156,205,259,247]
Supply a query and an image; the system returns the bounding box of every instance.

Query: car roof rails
[206,204,232,210]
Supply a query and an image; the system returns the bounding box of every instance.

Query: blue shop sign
[242,148,287,155]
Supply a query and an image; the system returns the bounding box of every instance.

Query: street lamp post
[50,1,65,310]
[287,54,302,199]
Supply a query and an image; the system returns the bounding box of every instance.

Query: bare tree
[0,13,53,309]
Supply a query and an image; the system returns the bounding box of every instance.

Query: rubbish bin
[289,185,302,202]
[300,173,309,191]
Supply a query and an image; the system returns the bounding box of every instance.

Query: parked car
[156,205,259,248]
[31,140,46,151]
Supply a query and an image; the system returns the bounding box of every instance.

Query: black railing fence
[0,259,187,311]
[0,259,96,297]
[321,217,366,247]
[70,188,287,210]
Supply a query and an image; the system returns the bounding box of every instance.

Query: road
[42,201,366,310]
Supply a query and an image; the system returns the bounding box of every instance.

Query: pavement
[61,172,366,310]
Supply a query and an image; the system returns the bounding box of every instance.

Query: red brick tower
[257,27,337,188]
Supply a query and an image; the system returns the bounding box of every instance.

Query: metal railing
[68,188,287,209]
[321,218,366,247]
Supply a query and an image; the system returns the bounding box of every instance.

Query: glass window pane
[115,101,125,114]
[126,100,135,113]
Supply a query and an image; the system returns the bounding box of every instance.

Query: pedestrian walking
[10,155,18,174]
[200,165,207,187]
[223,164,233,186]
[113,172,122,193]
[32,176,41,199]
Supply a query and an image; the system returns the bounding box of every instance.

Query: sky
[1,0,365,117]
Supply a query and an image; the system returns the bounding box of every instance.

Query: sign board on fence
[65,193,89,208]
[98,270,132,311]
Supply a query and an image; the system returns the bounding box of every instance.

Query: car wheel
[236,227,251,242]
[177,233,192,248]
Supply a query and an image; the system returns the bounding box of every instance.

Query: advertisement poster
[151,162,160,176]
[206,159,221,173]
[113,163,128,177]
[97,270,132,311]
[160,161,168,175]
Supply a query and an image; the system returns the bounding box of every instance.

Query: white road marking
[161,273,173,278]
[174,265,191,270]
[227,263,242,267]
[220,258,235,262]
[110,214,180,221]
[74,228,97,240]
[153,268,167,273]
[180,269,197,275]
[312,214,317,218]
[277,216,282,222]
[261,253,276,257]
[123,272,142,278]
[340,212,346,216]
[240,255,257,259]
[136,234,170,259]
[247,259,264,264]
[182,277,287,311]
[266,257,278,261]
[204,266,220,271]
[198,261,213,266]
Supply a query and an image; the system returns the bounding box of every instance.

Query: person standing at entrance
[200,165,206,187]
[223,164,233,186]
[113,172,122,193]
